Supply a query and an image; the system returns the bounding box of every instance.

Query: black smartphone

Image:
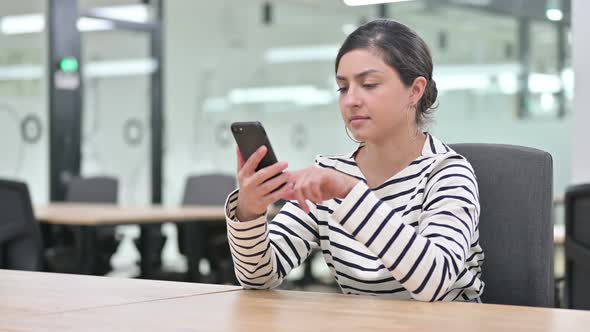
[231,121,279,171]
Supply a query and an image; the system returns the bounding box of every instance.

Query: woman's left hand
[282,166,360,213]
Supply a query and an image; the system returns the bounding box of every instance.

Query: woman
[225,19,484,302]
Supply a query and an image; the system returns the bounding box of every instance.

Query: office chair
[564,183,590,309]
[0,179,43,271]
[451,144,554,307]
[46,176,119,275]
[179,174,236,283]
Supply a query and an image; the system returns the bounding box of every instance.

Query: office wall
[572,0,590,184]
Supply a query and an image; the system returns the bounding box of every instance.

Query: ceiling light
[0,65,43,81]
[0,14,116,34]
[84,59,158,77]
[265,45,340,63]
[0,14,44,34]
[450,0,492,5]
[343,0,414,6]
[77,17,114,32]
[546,9,563,21]
[228,85,334,105]
[545,0,563,21]
[0,5,148,35]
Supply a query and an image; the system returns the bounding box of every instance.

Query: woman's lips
[350,116,370,126]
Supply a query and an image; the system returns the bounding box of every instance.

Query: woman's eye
[363,83,378,89]
[337,87,348,93]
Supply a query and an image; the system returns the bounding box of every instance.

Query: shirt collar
[348,132,447,160]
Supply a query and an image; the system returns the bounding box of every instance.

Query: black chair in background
[564,183,590,310]
[65,176,118,203]
[0,179,43,271]
[45,176,119,275]
[178,174,236,283]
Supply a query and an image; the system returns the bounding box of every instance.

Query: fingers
[280,183,296,201]
[276,168,334,213]
[259,172,289,196]
[262,182,294,206]
[294,186,309,213]
[287,169,330,212]
[311,181,323,203]
[302,183,317,204]
[293,172,311,213]
[252,161,289,186]
[280,174,297,201]
[238,146,267,179]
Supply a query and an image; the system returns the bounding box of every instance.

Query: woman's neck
[356,131,427,188]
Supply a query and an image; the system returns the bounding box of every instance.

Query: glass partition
[81,29,153,206]
[0,0,49,204]
[164,0,572,204]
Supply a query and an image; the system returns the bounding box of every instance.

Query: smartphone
[231,121,279,171]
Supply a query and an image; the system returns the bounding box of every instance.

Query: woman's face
[336,49,419,144]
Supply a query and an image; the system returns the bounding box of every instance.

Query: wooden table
[35,203,226,226]
[2,270,590,332]
[35,202,566,279]
[0,269,240,321]
[35,203,227,280]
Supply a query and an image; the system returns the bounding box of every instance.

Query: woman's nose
[342,87,361,108]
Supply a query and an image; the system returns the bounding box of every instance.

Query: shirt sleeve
[331,156,479,301]
[224,189,320,289]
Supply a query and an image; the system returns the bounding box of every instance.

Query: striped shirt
[225,134,484,302]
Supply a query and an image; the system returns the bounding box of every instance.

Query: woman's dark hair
[335,19,438,128]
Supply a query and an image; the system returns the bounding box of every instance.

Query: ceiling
[0,0,573,23]
[280,0,571,24]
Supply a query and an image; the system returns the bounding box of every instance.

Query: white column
[572,0,590,184]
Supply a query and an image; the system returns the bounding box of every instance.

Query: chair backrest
[564,183,590,309]
[182,174,236,206]
[0,179,43,270]
[450,144,554,307]
[65,176,118,203]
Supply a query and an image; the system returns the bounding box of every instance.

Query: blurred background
[0,0,584,306]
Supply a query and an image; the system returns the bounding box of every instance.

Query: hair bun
[428,79,438,107]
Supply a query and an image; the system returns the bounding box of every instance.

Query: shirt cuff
[224,188,268,226]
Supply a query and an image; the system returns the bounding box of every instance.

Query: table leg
[138,224,165,279]
[76,226,97,275]
[182,222,206,283]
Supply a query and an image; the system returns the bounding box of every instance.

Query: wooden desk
[35,202,566,278]
[35,203,227,280]
[0,269,240,321]
[35,203,226,226]
[2,276,590,332]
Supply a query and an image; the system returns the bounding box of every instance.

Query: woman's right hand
[235,146,291,221]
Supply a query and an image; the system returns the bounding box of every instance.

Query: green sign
[59,57,79,73]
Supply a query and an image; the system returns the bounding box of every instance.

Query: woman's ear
[410,76,427,105]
